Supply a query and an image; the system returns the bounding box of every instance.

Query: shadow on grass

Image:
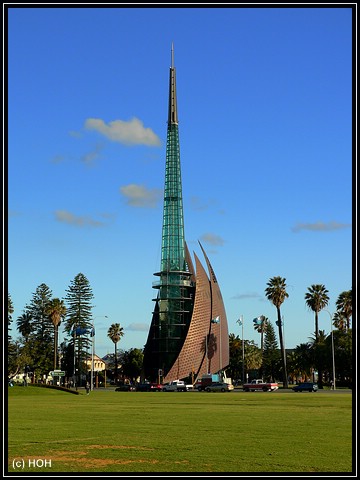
[27,384,81,395]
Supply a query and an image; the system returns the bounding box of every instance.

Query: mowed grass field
[7,386,353,474]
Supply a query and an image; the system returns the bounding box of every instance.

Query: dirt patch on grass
[52,455,160,467]
[45,445,159,468]
[86,444,154,451]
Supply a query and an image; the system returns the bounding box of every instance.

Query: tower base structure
[143,242,229,384]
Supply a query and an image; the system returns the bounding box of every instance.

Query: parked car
[115,384,136,392]
[205,382,234,392]
[136,382,162,392]
[292,382,318,392]
[194,379,203,391]
[162,380,193,392]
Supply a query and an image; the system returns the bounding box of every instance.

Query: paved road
[235,388,352,394]
[80,386,352,394]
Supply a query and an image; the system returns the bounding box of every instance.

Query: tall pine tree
[262,321,281,383]
[28,283,53,340]
[26,283,54,376]
[7,293,18,376]
[64,273,94,386]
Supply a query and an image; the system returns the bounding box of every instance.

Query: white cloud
[69,130,82,138]
[231,292,263,300]
[189,196,222,213]
[190,196,211,211]
[84,117,161,146]
[199,232,225,246]
[55,210,106,227]
[8,210,22,218]
[50,154,66,164]
[126,323,149,332]
[120,184,162,208]
[81,143,104,166]
[292,221,352,233]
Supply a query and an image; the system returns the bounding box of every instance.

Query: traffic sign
[50,371,65,376]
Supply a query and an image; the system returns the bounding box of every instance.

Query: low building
[85,354,106,372]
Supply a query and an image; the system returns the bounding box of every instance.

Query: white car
[205,382,234,392]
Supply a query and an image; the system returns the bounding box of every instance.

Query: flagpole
[90,315,108,390]
[73,329,76,389]
[241,316,244,384]
[91,320,94,391]
[220,317,222,373]
[205,332,209,373]
[236,316,245,384]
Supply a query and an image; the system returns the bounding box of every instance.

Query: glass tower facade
[143,46,229,383]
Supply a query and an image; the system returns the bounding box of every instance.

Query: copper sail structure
[143,45,229,383]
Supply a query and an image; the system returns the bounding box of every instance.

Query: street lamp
[91,315,108,391]
[282,316,287,374]
[236,316,244,384]
[90,322,95,391]
[72,326,88,389]
[324,310,336,390]
[72,328,77,389]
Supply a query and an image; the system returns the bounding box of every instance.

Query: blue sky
[7,6,353,359]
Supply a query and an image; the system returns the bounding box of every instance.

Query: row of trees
[257,277,352,388]
[7,273,128,386]
[228,321,352,388]
[7,273,352,388]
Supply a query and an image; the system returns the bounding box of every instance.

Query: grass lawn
[7,385,353,474]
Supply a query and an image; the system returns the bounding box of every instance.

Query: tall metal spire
[168,43,178,125]
[162,43,184,272]
[143,45,194,379]
[143,45,229,383]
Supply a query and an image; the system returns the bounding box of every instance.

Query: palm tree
[45,298,67,370]
[309,330,328,385]
[244,341,263,372]
[16,312,33,340]
[8,293,14,342]
[228,333,243,381]
[293,342,314,381]
[335,289,352,330]
[332,310,347,331]
[265,276,289,388]
[107,323,124,383]
[253,315,268,352]
[304,284,329,342]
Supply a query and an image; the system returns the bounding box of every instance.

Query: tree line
[7,273,135,387]
[7,273,352,388]
[228,277,352,388]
